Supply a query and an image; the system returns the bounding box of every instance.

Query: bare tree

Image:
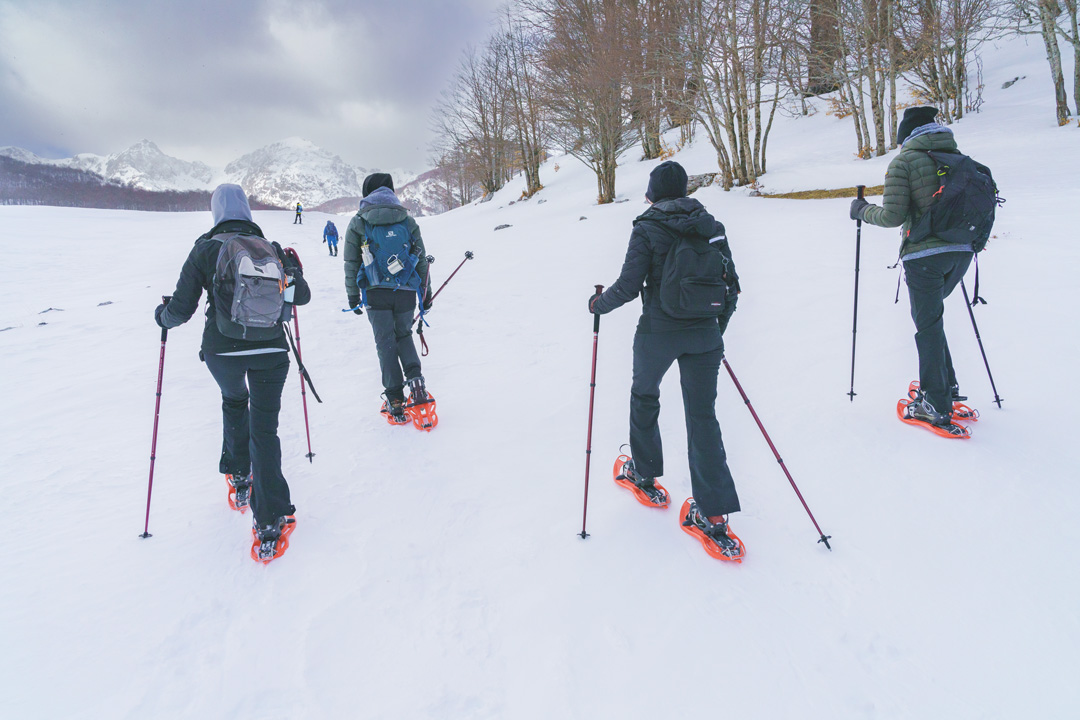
[1062,0,1080,116]
[535,0,639,203]
[680,0,792,188]
[1001,0,1072,123]
[497,10,548,196]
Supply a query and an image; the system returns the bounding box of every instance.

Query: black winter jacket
[593,197,739,333]
[158,219,312,354]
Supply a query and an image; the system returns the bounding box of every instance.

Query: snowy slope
[1,34,1077,719]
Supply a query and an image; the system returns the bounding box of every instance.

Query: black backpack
[907,151,999,252]
[658,232,736,319]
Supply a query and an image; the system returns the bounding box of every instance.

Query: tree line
[0,157,279,212]
[430,0,1079,207]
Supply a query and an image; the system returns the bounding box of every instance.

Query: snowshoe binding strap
[679,499,745,562]
[380,396,410,425]
[404,391,438,432]
[251,516,296,564]
[612,454,670,508]
[226,473,251,513]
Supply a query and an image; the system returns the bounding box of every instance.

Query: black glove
[850,197,869,221]
[154,303,169,328]
[588,290,603,314]
[348,297,363,315]
[423,287,433,312]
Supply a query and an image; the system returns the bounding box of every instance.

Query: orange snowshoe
[897,396,971,439]
[612,454,669,508]
[380,398,411,426]
[226,473,251,513]
[907,381,979,423]
[405,392,438,432]
[251,516,296,564]
[679,499,745,563]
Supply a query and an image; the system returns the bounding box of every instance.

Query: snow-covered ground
[1,34,1077,719]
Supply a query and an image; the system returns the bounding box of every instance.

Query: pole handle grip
[592,285,604,332]
[160,295,172,341]
[856,185,865,200]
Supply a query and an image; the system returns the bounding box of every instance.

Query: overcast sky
[0,0,506,171]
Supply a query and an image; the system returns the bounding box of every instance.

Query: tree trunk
[1040,0,1071,124]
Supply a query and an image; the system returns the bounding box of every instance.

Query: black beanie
[645,161,688,202]
[896,106,939,146]
[362,172,394,197]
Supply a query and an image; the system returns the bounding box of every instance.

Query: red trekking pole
[579,285,604,539]
[723,357,832,549]
[140,295,171,539]
[283,248,317,462]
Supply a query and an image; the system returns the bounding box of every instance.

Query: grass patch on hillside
[762,185,883,200]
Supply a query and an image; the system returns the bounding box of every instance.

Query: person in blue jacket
[294,202,303,224]
[323,220,339,256]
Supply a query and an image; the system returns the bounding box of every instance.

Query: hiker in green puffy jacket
[849,106,974,432]
[343,173,432,424]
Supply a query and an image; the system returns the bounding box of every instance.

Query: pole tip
[139,532,152,539]
[818,535,832,550]
[578,531,590,539]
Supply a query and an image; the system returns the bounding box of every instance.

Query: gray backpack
[212,232,286,340]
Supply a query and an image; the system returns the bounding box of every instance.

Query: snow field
[1,32,1077,720]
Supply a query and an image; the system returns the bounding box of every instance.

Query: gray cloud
[0,0,505,170]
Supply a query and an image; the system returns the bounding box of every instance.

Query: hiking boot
[615,457,669,507]
[903,394,951,428]
[251,515,297,563]
[950,383,967,402]
[681,501,745,560]
[381,396,410,425]
[406,375,428,403]
[226,472,252,512]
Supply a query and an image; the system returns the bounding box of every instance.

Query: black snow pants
[903,251,973,415]
[366,288,421,402]
[629,327,740,517]
[204,351,295,525]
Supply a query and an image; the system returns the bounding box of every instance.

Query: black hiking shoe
[682,501,744,560]
[903,394,951,427]
[381,396,409,425]
[406,375,428,403]
[226,472,252,512]
[616,457,669,507]
[251,515,296,563]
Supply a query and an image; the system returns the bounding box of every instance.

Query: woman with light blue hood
[154,183,311,562]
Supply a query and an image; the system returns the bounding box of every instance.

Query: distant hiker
[849,106,982,438]
[344,172,434,426]
[294,202,303,224]
[589,160,744,561]
[323,220,339,256]
[154,183,311,562]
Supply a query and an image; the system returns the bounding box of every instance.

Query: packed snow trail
[1,35,1077,719]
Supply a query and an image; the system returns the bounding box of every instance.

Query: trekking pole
[848,185,865,401]
[282,247,319,461]
[292,306,315,462]
[141,295,171,539]
[960,279,1003,409]
[412,251,475,323]
[579,285,604,539]
[723,357,832,550]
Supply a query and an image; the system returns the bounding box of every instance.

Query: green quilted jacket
[861,130,964,258]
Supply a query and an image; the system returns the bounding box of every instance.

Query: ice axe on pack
[414,251,475,355]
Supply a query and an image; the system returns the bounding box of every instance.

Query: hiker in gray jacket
[343,173,432,423]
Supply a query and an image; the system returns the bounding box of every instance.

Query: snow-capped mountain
[223,137,366,208]
[1,141,214,192]
[1,139,431,211]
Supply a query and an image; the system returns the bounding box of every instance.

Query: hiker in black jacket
[154,184,311,550]
[589,161,744,559]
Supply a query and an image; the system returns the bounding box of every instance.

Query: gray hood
[359,186,403,211]
[211,183,253,225]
